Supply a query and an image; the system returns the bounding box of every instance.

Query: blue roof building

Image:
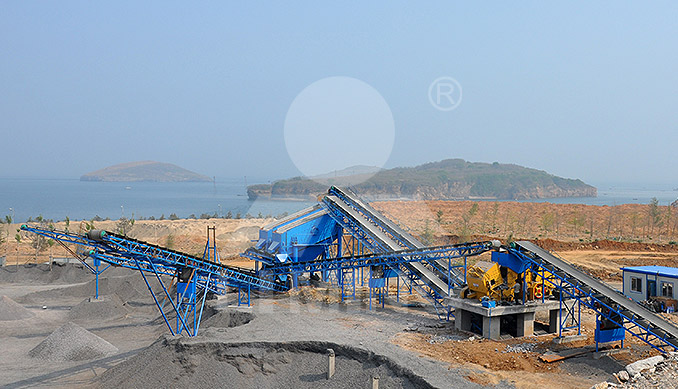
[621,265,678,302]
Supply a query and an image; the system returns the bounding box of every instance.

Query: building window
[631,277,642,293]
[662,282,674,298]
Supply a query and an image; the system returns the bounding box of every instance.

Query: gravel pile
[68,295,129,321]
[427,334,467,344]
[0,295,34,321]
[20,273,160,304]
[0,263,89,285]
[97,337,430,389]
[503,342,538,353]
[0,263,129,285]
[29,322,118,362]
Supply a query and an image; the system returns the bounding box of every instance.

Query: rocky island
[80,161,212,182]
[248,159,597,201]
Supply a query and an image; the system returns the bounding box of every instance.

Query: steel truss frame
[21,225,285,336]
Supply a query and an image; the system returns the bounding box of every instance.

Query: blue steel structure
[250,205,342,286]
[252,240,494,309]
[321,187,462,317]
[243,186,491,317]
[247,242,493,277]
[20,225,286,337]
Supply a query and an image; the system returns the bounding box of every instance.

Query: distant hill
[248,159,597,200]
[80,161,212,183]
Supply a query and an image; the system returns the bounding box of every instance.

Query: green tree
[459,203,479,242]
[630,212,639,238]
[436,210,444,225]
[648,197,663,235]
[491,203,500,232]
[165,233,175,249]
[29,217,54,261]
[2,215,12,250]
[116,216,135,236]
[569,213,585,235]
[540,212,555,236]
[420,220,434,246]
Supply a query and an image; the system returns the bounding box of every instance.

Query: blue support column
[464,256,467,284]
[558,280,563,338]
[95,258,100,300]
[396,276,400,303]
[292,247,299,288]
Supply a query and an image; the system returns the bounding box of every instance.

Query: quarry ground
[0,264,655,389]
[1,200,677,388]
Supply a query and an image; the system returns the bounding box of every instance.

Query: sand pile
[0,295,34,321]
[29,322,118,362]
[69,295,129,321]
[202,309,254,328]
[98,338,427,388]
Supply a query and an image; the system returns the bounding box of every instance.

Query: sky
[1,2,677,187]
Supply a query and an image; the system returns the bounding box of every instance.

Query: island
[248,159,597,201]
[80,161,212,183]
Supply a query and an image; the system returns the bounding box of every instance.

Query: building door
[647,280,657,299]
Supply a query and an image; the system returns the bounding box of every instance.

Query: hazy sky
[2,2,677,186]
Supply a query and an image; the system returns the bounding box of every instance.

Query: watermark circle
[284,76,395,185]
[428,76,462,111]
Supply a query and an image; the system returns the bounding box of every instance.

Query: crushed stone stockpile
[0,263,129,285]
[68,295,130,321]
[29,322,118,362]
[0,295,35,321]
[19,273,163,304]
[202,308,255,328]
[97,337,431,389]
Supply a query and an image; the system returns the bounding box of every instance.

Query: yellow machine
[524,268,556,300]
[465,260,555,303]
[465,261,515,302]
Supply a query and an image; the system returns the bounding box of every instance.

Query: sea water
[0,178,675,222]
[0,178,313,222]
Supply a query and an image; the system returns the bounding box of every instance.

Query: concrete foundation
[446,298,565,340]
